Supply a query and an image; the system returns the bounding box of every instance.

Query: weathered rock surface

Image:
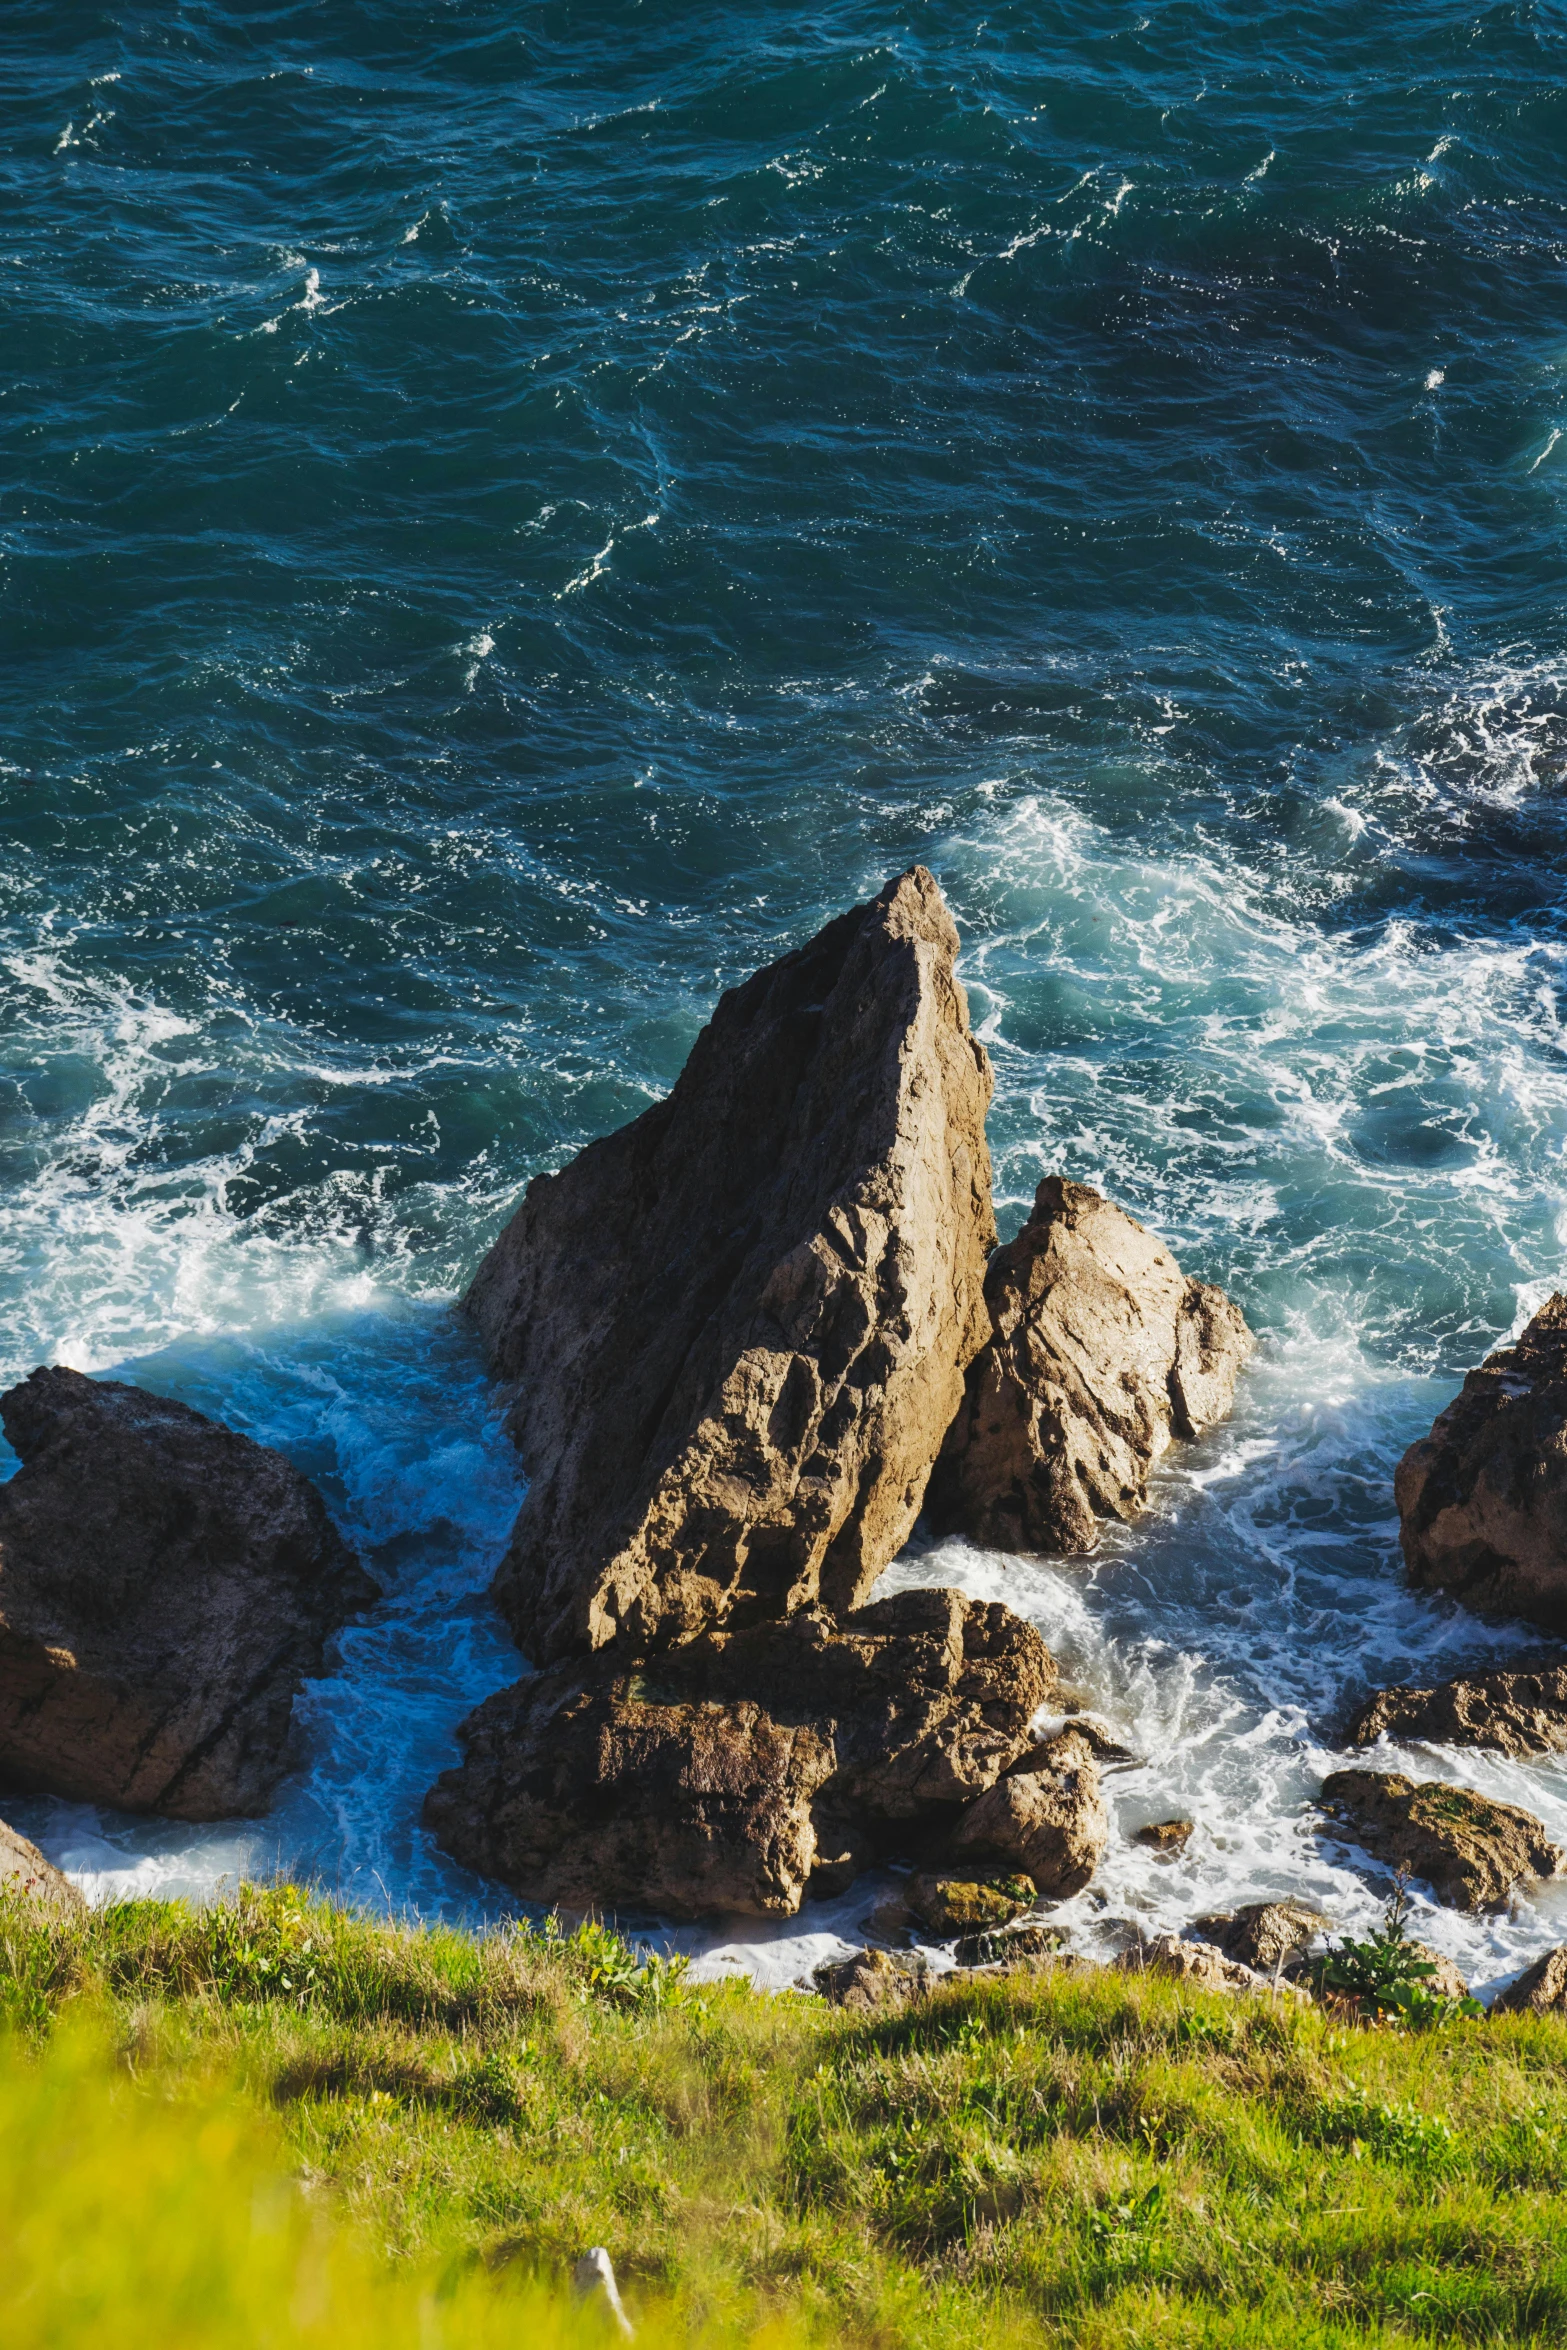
[466,868,997,1664]
[1351,1665,1567,1760]
[1396,1297,1567,1631]
[0,1368,377,1819]
[424,1587,1058,1919]
[928,1176,1253,1555]
[1407,1941,1471,2002]
[1116,1934,1284,1995]
[1192,1899,1327,1975]
[945,1727,1109,1897]
[952,1920,1063,1969]
[1318,1768,1565,1912]
[1491,1944,1567,2015]
[813,1947,927,2010]
[907,1870,1035,1937]
[1135,1819,1195,1856]
[0,1817,84,1920]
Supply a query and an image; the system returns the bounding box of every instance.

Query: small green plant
[1310,2089,1456,2171]
[565,1919,691,2012]
[1308,1871,1480,2027]
[1083,2181,1167,2273]
[205,1892,323,2007]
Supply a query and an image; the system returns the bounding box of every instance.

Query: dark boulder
[1350,1665,1567,1760]
[465,868,997,1665]
[928,1177,1252,1555]
[0,1367,376,1819]
[423,1587,1058,1919]
[1318,1767,1564,1913]
[1396,1298,1567,1631]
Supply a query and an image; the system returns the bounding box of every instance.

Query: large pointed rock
[423,1587,1058,1919]
[466,868,996,1664]
[927,1176,1252,1555]
[1396,1298,1567,1631]
[0,1368,377,1819]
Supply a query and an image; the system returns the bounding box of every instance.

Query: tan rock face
[1350,1666,1567,1759]
[1192,1900,1327,1974]
[423,1587,1057,1920]
[928,1177,1253,1555]
[813,1948,927,2010]
[1116,1934,1279,1995]
[1318,1768,1565,1912]
[1491,1944,1567,2015]
[0,1817,84,1920]
[0,1368,377,1820]
[465,868,996,1665]
[907,1871,1035,1936]
[945,1727,1109,1897]
[1396,1299,1567,1631]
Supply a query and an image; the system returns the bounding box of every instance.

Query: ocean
[4,0,1567,1993]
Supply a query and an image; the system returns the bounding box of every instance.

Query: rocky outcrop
[1396,1297,1567,1631]
[1,1817,84,1920]
[944,1727,1109,1897]
[424,1587,1058,1919]
[1350,1665,1567,1759]
[813,1948,927,2009]
[906,1870,1035,1937]
[1407,1941,1470,2002]
[1491,1944,1567,2015]
[465,868,996,1665]
[1318,1768,1564,1912]
[927,1177,1252,1555]
[1116,1934,1283,1995]
[1192,1899,1327,1975]
[0,1368,377,1819]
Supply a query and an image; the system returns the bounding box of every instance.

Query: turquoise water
[5,0,1567,1988]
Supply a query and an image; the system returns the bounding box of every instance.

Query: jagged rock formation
[423,1586,1058,1919]
[1192,1899,1327,1975]
[928,1176,1253,1555]
[466,868,997,1665]
[1396,1298,1567,1630]
[1318,1767,1564,1912]
[0,1368,377,1819]
[1,1817,84,1919]
[1492,1945,1567,2015]
[1350,1665,1567,1759]
[944,1725,1109,1896]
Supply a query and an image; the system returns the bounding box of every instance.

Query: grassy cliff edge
[5,1885,1567,2349]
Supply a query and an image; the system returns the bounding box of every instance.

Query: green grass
[6,1884,1567,2347]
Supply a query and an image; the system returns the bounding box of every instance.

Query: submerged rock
[1135,1819,1195,1856]
[1396,1297,1567,1631]
[1491,1944,1567,2016]
[465,867,997,1665]
[0,1817,84,1920]
[424,1588,1058,1919]
[1191,1899,1327,1975]
[1350,1665,1567,1760]
[0,1368,377,1820]
[1318,1767,1564,1913]
[945,1726,1109,1898]
[928,1176,1252,1556]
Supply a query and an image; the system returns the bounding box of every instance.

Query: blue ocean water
[4,0,1567,1988]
